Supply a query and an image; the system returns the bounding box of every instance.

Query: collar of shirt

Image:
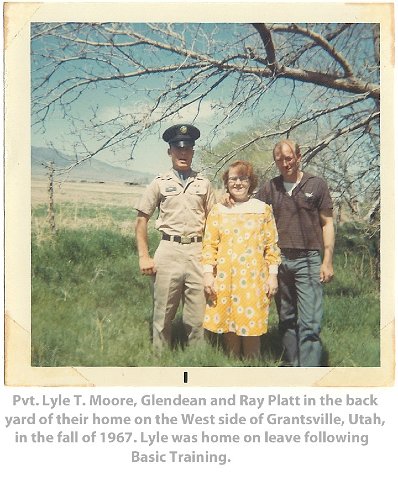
[276,171,314,191]
[172,168,193,185]
[283,180,300,196]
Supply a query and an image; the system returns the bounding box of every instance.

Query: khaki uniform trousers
[152,240,205,348]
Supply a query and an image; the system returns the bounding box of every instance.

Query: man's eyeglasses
[227,176,250,184]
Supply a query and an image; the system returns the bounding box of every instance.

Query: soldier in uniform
[135,124,216,349]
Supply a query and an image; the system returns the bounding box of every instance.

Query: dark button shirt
[255,172,333,250]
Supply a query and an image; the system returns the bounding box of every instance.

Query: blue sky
[31,22,378,175]
[30,22,302,173]
[32,87,253,174]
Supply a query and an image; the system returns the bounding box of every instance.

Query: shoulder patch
[195,172,209,180]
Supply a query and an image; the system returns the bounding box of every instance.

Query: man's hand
[220,192,235,207]
[265,274,278,297]
[320,262,334,283]
[139,256,157,276]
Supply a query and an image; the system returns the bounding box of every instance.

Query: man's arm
[319,209,335,283]
[135,211,156,275]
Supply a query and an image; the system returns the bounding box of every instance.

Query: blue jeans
[275,251,323,367]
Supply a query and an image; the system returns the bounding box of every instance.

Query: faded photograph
[30,22,381,369]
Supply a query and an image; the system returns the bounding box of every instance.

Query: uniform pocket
[186,185,207,211]
[187,183,208,196]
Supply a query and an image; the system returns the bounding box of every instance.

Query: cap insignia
[180,126,188,134]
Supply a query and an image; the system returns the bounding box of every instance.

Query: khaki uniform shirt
[136,170,216,237]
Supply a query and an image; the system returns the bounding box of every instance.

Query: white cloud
[98,99,218,127]
[169,101,216,121]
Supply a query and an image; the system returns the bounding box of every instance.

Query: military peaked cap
[162,124,200,147]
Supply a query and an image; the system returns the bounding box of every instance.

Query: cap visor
[170,140,194,147]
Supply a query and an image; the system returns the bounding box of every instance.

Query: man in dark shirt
[256,140,335,366]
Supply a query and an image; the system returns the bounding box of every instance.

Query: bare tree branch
[303,111,379,164]
[31,22,380,231]
[271,23,354,77]
[252,23,277,74]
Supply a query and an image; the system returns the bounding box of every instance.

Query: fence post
[47,160,57,235]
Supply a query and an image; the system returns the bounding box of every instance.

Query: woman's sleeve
[263,206,281,272]
[202,205,221,272]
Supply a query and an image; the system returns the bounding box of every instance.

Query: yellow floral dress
[202,199,281,336]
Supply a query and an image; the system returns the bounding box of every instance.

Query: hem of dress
[204,327,268,337]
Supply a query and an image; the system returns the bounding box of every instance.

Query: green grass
[33,202,134,222]
[321,251,379,367]
[31,203,380,367]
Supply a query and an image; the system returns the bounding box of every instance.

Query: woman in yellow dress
[202,161,281,359]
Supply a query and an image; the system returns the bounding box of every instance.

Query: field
[31,179,380,367]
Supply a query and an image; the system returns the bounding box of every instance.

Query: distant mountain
[31,146,154,184]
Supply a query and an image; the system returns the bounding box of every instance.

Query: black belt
[162,234,202,244]
[281,249,319,259]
